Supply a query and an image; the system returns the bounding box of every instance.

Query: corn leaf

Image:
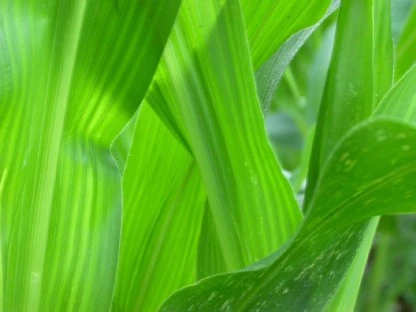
[111,104,205,311]
[327,0,394,309]
[0,1,180,310]
[162,15,414,309]
[3,0,414,311]
[161,118,416,311]
[195,0,341,279]
[375,64,416,120]
[396,5,416,79]
[373,0,394,104]
[144,0,302,272]
[305,0,374,200]
[197,203,228,280]
[113,0,328,304]
[159,0,403,310]
[326,220,379,312]
[255,0,340,111]
[241,0,332,68]
[111,0,334,304]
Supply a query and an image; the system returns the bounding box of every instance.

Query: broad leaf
[0,1,180,310]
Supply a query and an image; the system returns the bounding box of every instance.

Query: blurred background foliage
[266,0,416,310]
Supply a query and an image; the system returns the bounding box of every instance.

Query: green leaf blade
[112,104,206,312]
[146,0,302,272]
[241,0,333,68]
[160,118,416,312]
[306,0,375,204]
[396,5,416,79]
[0,1,181,310]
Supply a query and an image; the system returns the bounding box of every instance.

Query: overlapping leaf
[255,0,339,111]
[2,0,414,311]
[327,0,394,309]
[111,105,205,311]
[158,0,413,310]
[241,0,332,68]
[375,64,416,121]
[112,0,337,309]
[160,118,416,311]
[0,1,181,310]
[144,0,302,271]
[306,0,375,200]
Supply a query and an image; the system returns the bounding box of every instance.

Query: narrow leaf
[396,5,416,79]
[374,0,394,104]
[305,0,374,203]
[112,104,205,311]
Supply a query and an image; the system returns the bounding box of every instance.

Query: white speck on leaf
[220,300,231,311]
[208,292,217,301]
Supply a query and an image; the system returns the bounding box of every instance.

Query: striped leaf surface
[160,118,416,311]
[0,1,180,310]
[111,0,336,309]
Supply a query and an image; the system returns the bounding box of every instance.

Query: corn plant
[1,0,416,311]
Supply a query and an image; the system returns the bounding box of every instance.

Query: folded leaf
[112,0,335,304]
[0,1,180,310]
[145,0,302,272]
